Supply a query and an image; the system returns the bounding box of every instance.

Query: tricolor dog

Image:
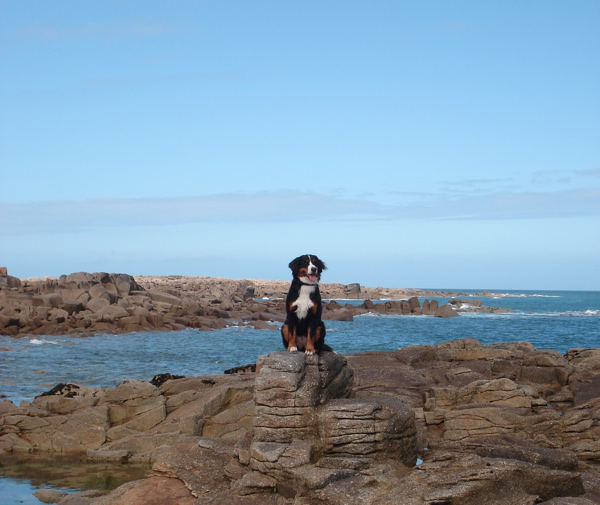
[281,254,329,355]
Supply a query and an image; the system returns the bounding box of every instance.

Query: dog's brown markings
[305,325,322,354]
[281,323,296,350]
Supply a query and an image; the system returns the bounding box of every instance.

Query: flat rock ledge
[0,270,508,337]
[2,339,600,504]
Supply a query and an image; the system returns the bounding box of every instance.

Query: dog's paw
[288,346,298,352]
[305,349,314,356]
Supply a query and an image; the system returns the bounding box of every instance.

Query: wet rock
[149,373,186,388]
[435,303,459,318]
[81,477,194,505]
[34,488,68,503]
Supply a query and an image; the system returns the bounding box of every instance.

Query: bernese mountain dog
[281,254,329,355]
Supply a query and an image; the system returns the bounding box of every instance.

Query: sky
[1,1,599,291]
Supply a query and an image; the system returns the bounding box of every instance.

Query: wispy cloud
[416,187,600,220]
[82,71,241,89]
[1,187,599,237]
[16,22,172,41]
[576,168,600,177]
[532,170,571,185]
[0,192,380,236]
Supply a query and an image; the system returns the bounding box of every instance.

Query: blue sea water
[0,290,598,503]
[1,290,598,406]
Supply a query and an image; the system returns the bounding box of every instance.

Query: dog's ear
[288,256,301,272]
[314,256,327,271]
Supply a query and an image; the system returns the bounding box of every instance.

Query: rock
[0,267,21,288]
[2,271,504,337]
[408,296,420,312]
[325,308,355,321]
[540,498,598,505]
[434,304,459,318]
[34,489,68,503]
[63,300,85,315]
[394,452,584,505]
[144,290,181,306]
[452,435,580,471]
[344,283,361,299]
[96,304,129,322]
[87,477,195,505]
[319,396,417,461]
[2,338,600,504]
[232,351,418,496]
[32,293,63,308]
[86,297,110,313]
[88,284,110,301]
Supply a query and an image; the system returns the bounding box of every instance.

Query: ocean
[0,290,599,503]
[1,289,598,406]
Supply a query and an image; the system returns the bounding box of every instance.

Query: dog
[281,254,329,355]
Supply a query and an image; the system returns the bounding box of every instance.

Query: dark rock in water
[150,373,186,387]
[33,488,68,504]
[38,383,81,398]
[434,303,459,318]
[224,363,257,374]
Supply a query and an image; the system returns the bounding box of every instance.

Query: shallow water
[0,455,150,504]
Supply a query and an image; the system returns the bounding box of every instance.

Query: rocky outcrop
[3,339,600,504]
[0,373,255,461]
[0,270,508,337]
[225,351,417,497]
[0,266,21,289]
[0,271,281,337]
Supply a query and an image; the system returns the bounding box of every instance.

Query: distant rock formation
[0,266,21,289]
[0,270,507,337]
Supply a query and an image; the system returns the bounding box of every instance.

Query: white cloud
[1,187,599,238]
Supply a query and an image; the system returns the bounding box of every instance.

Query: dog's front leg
[282,323,298,352]
[305,328,315,355]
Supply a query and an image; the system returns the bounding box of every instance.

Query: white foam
[28,338,59,345]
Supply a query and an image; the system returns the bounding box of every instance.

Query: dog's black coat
[280,254,330,355]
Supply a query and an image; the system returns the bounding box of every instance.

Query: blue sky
[1,1,599,290]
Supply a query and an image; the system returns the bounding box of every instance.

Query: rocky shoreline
[0,268,508,338]
[1,338,599,504]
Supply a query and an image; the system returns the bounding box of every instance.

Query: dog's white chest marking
[292,285,315,319]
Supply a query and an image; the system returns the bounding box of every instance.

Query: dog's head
[288,254,327,285]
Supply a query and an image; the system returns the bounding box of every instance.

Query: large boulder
[231,351,418,495]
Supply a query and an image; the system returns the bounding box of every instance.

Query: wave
[356,310,599,320]
[491,293,561,299]
[464,310,600,318]
[28,338,60,345]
